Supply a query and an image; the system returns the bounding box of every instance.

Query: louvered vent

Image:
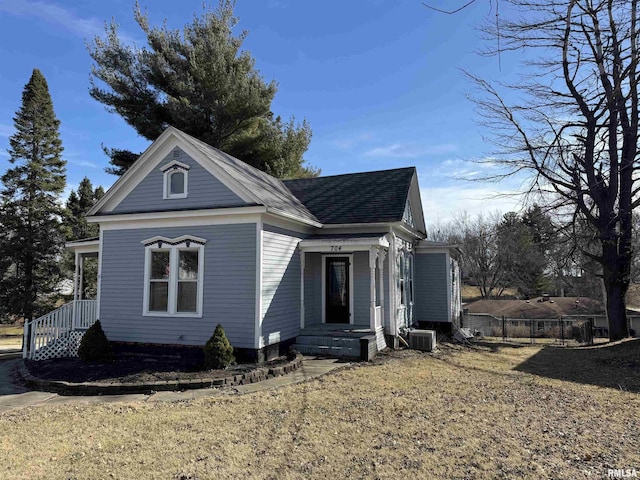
[172,148,182,159]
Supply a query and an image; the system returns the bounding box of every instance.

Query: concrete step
[294,335,361,358]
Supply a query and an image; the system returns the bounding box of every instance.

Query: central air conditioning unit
[408,329,436,352]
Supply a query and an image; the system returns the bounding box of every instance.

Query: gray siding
[413,252,450,322]
[100,223,257,348]
[304,253,322,326]
[261,225,306,345]
[303,251,371,327]
[352,251,371,327]
[113,148,246,213]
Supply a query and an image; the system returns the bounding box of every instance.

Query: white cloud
[364,143,458,158]
[67,158,98,169]
[431,158,502,179]
[0,1,104,38]
[0,1,139,44]
[421,185,526,226]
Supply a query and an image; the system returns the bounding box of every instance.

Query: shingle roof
[172,129,320,224]
[283,167,416,225]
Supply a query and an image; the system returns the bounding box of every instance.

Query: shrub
[204,324,235,369]
[78,320,112,362]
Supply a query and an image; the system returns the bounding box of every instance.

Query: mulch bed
[25,352,293,385]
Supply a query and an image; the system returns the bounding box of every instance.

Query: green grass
[1,341,639,479]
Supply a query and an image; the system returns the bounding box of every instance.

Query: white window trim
[321,254,354,325]
[161,160,190,200]
[142,236,206,318]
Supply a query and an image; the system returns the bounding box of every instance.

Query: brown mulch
[25,353,292,384]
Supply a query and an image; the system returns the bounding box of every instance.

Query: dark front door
[326,257,350,323]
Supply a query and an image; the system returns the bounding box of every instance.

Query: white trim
[263,213,316,235]
[415,247,452,254]
[140,235,208,247]
[142,240,205,318]
[322,222,402,230]
[300,235,389,253]
[96,229,103,321]
[88,127,260,215]
[74,251,80,302]
[255,219,263,349]
[88,206,266,224]
[321,254,354,325]
[89,209,264,232]
[266,207,323,228]
[163,169,189,200]
[388,230,397,337]
[159,159,190,172]
[65,240,100,254]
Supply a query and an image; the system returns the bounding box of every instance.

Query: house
[24,126,462,362]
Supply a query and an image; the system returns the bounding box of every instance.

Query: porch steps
[293,335,362,359]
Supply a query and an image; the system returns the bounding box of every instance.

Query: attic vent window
[172,149,182,159]
[160,160,190,199]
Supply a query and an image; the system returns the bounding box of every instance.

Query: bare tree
[468,0,638,340]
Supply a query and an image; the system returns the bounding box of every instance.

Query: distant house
[25,127,461,362]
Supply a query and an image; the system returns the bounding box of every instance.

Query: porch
[23,238,100,360]
[295,234,389,358]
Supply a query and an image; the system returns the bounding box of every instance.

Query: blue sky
[0,0,527,224]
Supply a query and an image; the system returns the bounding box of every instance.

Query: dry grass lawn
[1,341,640,479]
[0,325,23,349]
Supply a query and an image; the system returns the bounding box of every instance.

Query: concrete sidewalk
[0,356,348,413]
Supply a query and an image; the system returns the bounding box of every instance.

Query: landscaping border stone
[16,352,304,396]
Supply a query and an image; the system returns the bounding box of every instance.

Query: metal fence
[462,314,610,345]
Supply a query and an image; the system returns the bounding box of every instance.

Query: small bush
[78,320,112,362]
[204,324,235,369]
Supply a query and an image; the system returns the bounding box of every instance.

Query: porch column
[73,251,79,329]
[378,248,387,327]
[369,247,378,331]
[73,251,80,301]
[300,250,305,329]
[78,254,84,301]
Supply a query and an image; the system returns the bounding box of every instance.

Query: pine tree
[88,0,316,178]
[0,69,66,322]
[62,177,104,300]
[64,177,104,241]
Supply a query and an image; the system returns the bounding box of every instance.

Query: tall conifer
[0,69,66,322]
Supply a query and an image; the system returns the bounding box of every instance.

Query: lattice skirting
[32,330,86,361]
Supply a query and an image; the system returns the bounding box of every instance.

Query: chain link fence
[462,313,618,345]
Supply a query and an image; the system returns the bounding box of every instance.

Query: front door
[325,257,350,323]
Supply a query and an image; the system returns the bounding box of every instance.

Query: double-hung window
[142,236,206,317]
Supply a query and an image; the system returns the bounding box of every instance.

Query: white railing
[375,306,383,329]
[23,300,98,360]
[73,299,98,329]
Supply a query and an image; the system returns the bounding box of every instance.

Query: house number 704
[330,245,342,251]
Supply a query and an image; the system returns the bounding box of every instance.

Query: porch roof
[65,237,99,255]
[299,233,389,252]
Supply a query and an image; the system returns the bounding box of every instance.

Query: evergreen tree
[0,69,66,322]
[88,0,316,179]
[64,177,104,241]
[62,177,104,300]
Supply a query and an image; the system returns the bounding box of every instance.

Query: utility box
[408,329,436,352]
